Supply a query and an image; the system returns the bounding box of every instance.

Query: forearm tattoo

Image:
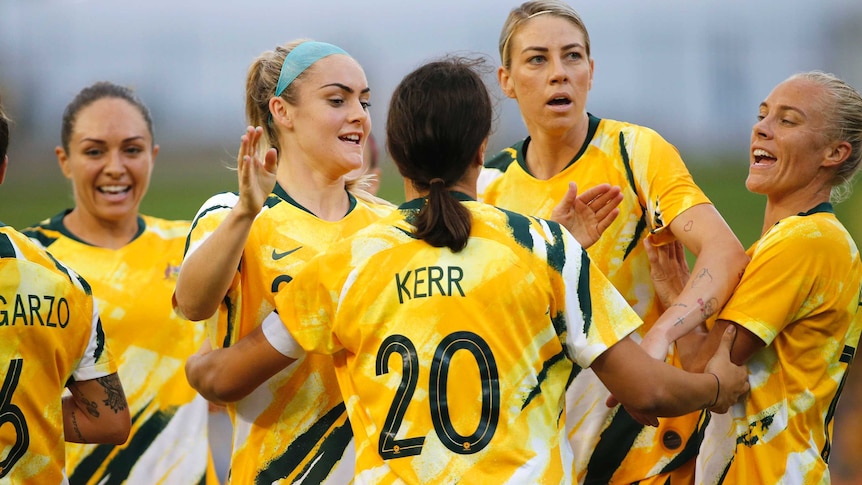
[70,408,86,442]
[690,268,714,289]
[98,374,127,413]
[698,297,719,319]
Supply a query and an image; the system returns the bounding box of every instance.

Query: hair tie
[429,178,446,187]
[275,41,349,97]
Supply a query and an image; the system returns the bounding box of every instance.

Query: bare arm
[185,325,295,404]
[592,325,749,423]
[63,373,130,444]
[550,182,622,249]
[683,319,765,372]
[174,126,278,320]
[641,204,749,359]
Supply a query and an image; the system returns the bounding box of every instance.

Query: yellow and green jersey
[24,213,212,485]
[479,115,712,484]
[698,203,862,485]
[183,184,391,484]
[0,223,115,485]
[267,195,643,484]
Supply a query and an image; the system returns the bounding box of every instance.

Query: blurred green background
[2,149,859,250]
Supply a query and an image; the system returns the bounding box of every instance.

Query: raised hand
[550,182,622,248]
[236,126,278,217]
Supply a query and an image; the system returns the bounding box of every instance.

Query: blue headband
[274,42,349,97]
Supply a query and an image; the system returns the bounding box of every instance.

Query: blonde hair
[790,71,862,203]
[244,40,393,207]
[499,0,590,70]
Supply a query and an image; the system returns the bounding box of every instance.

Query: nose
[349,99,369,126]
[103,149,126,176]
[549,56,569,85]
[752,117,771,140]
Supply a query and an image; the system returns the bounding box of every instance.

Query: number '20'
[375,331,500,459]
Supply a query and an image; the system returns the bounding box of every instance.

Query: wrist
[707,372,720,408]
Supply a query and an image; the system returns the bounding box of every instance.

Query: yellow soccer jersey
[23,213,212,485]
[267,195,644,484]
[480,115,712,484]
[698,203,862,485]
[183,184,391,484]
[0,224,115,485]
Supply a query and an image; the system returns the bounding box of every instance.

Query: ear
[152,144,160,162]
[56,146,72,179]
[0,155,7,185]
[587,57,595,91]
[269,97,293,129]
[475,137,490,167]
[823,140,851,168]
[497,66,516,99]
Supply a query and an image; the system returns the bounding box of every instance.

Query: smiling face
[748,77,842,204]
[498,14,594,136]
[58,97,156,227]
[278,54,371,179]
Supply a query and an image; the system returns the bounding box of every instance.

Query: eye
[565,51,582,61]
[124,146,144,155]
[361,100,372,110]
[780,119,796,126]
[756,115,765,121]
[329,98,345,106]
[83,148,103,157]
[527,55,546,65]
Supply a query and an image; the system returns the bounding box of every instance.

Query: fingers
[263,148,279,174]
[560,182,580,209]
[717,324,737,355]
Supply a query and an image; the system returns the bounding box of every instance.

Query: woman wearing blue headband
[174,39,393,483]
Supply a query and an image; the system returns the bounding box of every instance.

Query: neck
[63,209,139,249]
[523,113,590,180]
[761,186,832,235]
[276,156,350,221]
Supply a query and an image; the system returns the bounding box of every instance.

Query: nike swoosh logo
[272,246,302,260]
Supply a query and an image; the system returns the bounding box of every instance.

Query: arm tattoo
[683,220,694,232]
[98,374,127,413]
[70,408,86,442]
[698,297,719,319]
[690,268,714,289]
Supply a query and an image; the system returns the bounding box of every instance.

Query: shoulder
[0,226,93,295]
[484,139,525,172]
[20,211,69,248]
[140,214,192,240]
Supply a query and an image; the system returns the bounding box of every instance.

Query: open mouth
[752,148,776,166]
[547,96,572,107]
[339,134,361,145]
[98,185,131,195]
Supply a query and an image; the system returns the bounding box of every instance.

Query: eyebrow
[78,136,146,145]
[321,83,371,95]
[520,43,584,54]
[759,102,807,117]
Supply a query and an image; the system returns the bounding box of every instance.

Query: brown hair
[60,81,154,152]
[386,56,492,252]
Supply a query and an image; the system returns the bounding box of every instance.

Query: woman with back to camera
[22,82,215,484]
[172,39,395,484]
[0,95,130,485]
[183,56,750,484]
[478,1,750,483]
[645,71,862,485]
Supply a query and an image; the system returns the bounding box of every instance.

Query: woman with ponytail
[173,39,393,483]
[185,56,750,484]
